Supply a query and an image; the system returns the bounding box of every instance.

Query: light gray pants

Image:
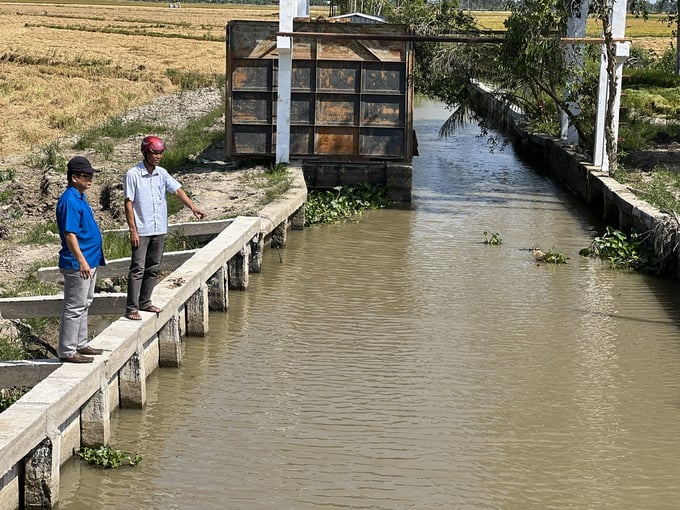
[58,268,97,358]
[126,234,165,313]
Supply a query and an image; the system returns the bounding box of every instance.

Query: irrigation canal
[58,99,680,509]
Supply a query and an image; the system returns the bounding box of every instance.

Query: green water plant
[76,445,142,468]
[532,246,569,264]
[483,231,502,245]
[305,184,392,225]
[579,226,650,270]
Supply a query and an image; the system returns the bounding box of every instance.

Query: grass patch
[0,262,60,298]
[103,232,130,260]
[0,341,30,362]
[103,229,201,260]
[259,163,294,205]
[613,164,680,213]
[0,386,29,411]
[166,69,223,90]
[160,104,225,171]
[31,142,66,172]
[74,117,165,150]
[21,222,60,245]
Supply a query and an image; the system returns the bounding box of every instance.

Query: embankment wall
[473,84,680,278]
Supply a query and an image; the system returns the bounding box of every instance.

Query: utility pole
[560,0,588,145]
[592,0,629,173]
[276,0,309,164]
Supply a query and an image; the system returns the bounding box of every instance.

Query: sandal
[126,310,142,320]
[141,305,162,314]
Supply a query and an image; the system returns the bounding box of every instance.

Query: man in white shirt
[123,135,206,320]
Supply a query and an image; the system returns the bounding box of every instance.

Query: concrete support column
[159,316,182,367]
[23,437,56,509]
[291,205,305,230]
[186,284,209,337]
[81,386,110,447]
[250,233,265,273]
[207,265,229,311]
[228,244,251,291]
[271,219,289,249]
[119,350,146,408]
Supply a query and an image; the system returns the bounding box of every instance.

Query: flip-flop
[126,310,142,320]
[141,305,162,314]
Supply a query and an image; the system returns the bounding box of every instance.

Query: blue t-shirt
[56,186,106,270]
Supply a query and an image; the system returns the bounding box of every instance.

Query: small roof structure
[330,12,386,24]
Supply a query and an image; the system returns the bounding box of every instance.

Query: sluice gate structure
[225,19,415,202]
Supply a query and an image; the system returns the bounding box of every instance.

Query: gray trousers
[59,268,97,357]
[126,234,165,313]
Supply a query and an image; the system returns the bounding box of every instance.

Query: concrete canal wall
[0,167,307,509]
[473,83,680,278]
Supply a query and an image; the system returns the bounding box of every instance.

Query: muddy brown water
[58,100,680,509]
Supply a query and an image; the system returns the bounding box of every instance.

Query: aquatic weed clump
[305,184,392,225]
[579,226,652,270]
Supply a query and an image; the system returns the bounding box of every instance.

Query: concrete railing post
[271,219,289,248]
[159,316,182,367]
[228,244,251,291]
[81,385,111,448]
[207,264,229,311]
[291,205,305,230]
[250,233,265,273]
[186,284,209,337]
[119,350,146,408]
[23,437,57,509]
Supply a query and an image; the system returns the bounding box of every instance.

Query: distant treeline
[156,0,330,5]
[150,0,679,15]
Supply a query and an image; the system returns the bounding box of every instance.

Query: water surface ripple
[59,100,680,510]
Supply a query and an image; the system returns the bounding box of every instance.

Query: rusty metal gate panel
[226,20,414,162]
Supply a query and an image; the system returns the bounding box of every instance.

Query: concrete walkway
[0,165,307,509]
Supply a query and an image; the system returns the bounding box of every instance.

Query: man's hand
[129,230,140,248]
[192,207,206,220]
[78,260,92,280]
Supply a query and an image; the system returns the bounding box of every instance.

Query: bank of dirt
[0,87,271,295]
[0,87,274,356]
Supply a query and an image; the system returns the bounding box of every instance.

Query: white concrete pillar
[249,233,265,274]
[291,205,305,230]
[159,316,182,367]
[271,219,289,249]
[207,265,229,311]
[228,245,251,291]
[119,350,146,408]
[80,386,111,448]
[593,0,628,171]
[276,0,294,164]
[186,284,209,337]
[23,438,56,509]
[277,0,309,163]
[560,0,588,144]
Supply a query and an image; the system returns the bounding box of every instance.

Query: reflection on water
[59,100,680,510]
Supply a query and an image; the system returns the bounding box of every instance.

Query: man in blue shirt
[123,136,205,320]
[56,156,107,363]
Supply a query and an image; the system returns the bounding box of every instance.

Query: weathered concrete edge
[473,82,678,276]
[258,161,308,234]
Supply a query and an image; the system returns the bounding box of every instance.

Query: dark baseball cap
[67,156,98,174]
